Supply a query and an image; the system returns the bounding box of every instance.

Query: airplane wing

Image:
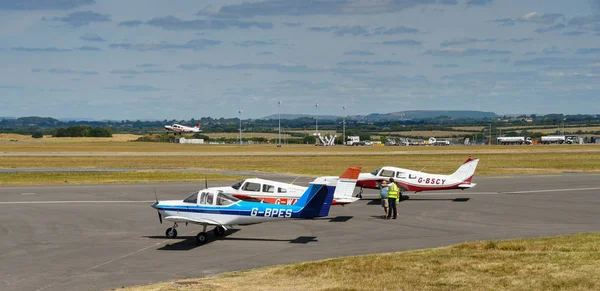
[164,215,220,225]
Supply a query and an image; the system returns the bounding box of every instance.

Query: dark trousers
[387,198,397,219]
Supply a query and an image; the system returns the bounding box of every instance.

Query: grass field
[122,232,600,291]
[2,152,600,176]
[377,131,478,137]
[451,126,486,131]
[0,171,244,185]
[204,133,294,139]
[0,133,141,142]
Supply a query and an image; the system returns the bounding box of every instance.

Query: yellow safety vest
[388,183,399,199]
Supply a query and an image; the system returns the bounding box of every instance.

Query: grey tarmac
[1,173,600,291]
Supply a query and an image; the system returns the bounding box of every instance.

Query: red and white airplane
[210,167,362,206]
[164,123,201,134]
[314,157,479,196]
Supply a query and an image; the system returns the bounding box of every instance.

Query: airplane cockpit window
[231,180,243,190]
[242,182,261,192]
[183,192,198,204]
[278,187,287,193]
[380,170,395,177]
[216,193,239,206]
[396,172,407,179]
[263,184,275,193]
[371,168,382,175]
[206,192,214,205]
[199,191,215,205]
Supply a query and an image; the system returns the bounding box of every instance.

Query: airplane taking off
[211,167,362,206]
[164,123,201,134]
[151,167,359,244]
[313,157,479,198]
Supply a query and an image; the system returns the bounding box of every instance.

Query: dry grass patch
[121,233,600,291]
[2,152,600,176]
[377,130,478,137]
[0,134,141,142]
[204,133,293,139]
[451,126,486,131]
[0,171,243,185]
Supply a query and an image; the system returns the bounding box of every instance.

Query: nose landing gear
[165,223,179,238]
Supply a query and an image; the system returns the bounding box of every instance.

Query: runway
[1,173,600,291]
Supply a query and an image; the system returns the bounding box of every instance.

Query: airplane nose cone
[151,202,159,209]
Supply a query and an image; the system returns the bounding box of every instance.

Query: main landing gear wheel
[165,227,178,239]
[213,226,226,237]
[196,232,208,244]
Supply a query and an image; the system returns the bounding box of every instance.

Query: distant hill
[262,114,341,120]
[362,110,498,121]
[263,110,498,121]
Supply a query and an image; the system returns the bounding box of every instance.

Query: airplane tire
[165,228,177,239]
[213,226,225,237]
[196,232,208,244]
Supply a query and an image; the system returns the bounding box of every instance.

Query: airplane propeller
[154,188,162,224]
[204,175,208,189]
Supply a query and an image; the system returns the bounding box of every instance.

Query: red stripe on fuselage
[358,177,473,192]
[232,194,347,205]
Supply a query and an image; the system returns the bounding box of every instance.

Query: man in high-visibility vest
[386,178,400,220]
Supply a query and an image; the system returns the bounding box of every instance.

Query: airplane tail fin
[450,157,479,186]
[310,167,362,205]
[194,123,201,128]
[332,167,361,204]
[294,183,334,218]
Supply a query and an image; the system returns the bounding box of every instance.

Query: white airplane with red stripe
[354,157,479,193]
[164,123,201,134]
[210,167,362,206]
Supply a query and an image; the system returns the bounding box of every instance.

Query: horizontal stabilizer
[458,183,476,188]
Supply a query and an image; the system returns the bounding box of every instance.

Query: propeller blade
[153,188,158,203]
[157,211,162,224]
[204,175,208,189]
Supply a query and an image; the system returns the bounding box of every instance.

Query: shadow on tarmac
[145,230,318,250]
[365,196,470,204]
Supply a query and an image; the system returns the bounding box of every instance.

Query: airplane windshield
[216,193,239,206]
[231,180,244,190]
[370,168,381,175]
[183,192,198,204]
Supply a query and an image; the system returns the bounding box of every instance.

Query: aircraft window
[216,193,238,206]
[380,170,395,177]
[242,182,261,192]
[263,184,275,193]
[396,172,407,178]
[370,168,381,175]
[183,193,197,204]
[199,192,207,204]
[206,192,214,205]
[231,180,243,190]
[409,174,417,179]
[278,187,287,193]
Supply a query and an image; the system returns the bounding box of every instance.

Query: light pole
[238,109,242,145]
[342,106,346,146]
[315,103,319,135]
[489,124,492,145]
[278,100,281,146]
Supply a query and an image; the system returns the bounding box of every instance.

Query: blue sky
[0,0,599,120]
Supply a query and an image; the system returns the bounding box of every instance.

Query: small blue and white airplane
[151,167,361,244]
